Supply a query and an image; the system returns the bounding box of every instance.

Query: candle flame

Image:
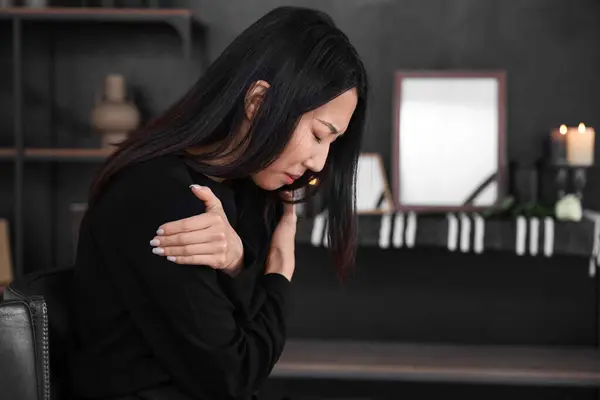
[578,122,586,133]
[559,124,567,135]
[309,177,318,185]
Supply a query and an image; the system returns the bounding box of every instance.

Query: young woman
[69,6,368,400]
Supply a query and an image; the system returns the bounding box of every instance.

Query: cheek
[281,125,314,163]
[251,121,314,189]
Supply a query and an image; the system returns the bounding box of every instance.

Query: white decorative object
[310,212,327,247]
[516,216,526,255]
[392,212,405,248]
[378,214,392,249]
[543,217,554,257]
[393,71,506,211]
[355,153,394,214]
[473,214,485,254]
[446,213,458,251]
[405,211,417,248]
[459,212,471,252]
[555,194,583,222]
[529,217,540,256]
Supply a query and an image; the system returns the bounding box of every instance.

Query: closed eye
[313,132,323,144]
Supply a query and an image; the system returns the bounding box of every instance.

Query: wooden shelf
[0,7,197,58]
[0,7,192,21]
[0,147,113,161]
[272,339,600,387]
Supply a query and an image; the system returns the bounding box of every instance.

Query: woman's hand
[150,185,244,277]
[265,192,297,281]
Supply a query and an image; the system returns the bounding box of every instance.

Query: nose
[303,145,328,173]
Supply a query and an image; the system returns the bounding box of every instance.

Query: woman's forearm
[265,247,295,281]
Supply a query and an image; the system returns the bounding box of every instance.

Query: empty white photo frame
[392,71,506,211]
[295,153,393,216]
[356,153,394,214]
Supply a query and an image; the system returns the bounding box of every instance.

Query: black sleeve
[94,167,289,399]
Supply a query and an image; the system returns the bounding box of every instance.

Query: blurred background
[1,0,600,399]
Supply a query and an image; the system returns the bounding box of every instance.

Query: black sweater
[69,154,289,400]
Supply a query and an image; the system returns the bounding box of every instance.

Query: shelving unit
[1,7,199,279]
[0,7,195,57]
[0,147,114,161]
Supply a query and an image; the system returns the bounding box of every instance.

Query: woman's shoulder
[113,154,191,187]
[109,154,221,194]
[93,154,235,221]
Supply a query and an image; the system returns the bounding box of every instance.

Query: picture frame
[296,152,394,217]
[392,71,507,212]
[356,152,394,215]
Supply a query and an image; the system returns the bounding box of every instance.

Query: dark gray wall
[173,0,600,173]
[1,1,599,399]
[168,0,600,346]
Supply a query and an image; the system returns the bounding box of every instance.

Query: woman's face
[251,87,358,191]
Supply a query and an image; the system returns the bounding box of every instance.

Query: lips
[285,173,302,184]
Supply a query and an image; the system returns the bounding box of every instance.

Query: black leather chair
[0,267,75,400]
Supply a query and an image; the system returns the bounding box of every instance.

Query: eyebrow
[316,118,339,135]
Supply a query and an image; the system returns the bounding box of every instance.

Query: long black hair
[89,6,369,281]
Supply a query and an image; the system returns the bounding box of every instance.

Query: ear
[244,80,270,121]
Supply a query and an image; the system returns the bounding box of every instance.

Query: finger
[167,254,227,268]
[283,201,296,218]
[156,242,226,257]
[151,228,224,247]
[190,185,224,214]
[157,213,222,236]
[281,191,296,219]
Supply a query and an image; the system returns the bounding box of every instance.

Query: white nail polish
[152,247,164,255]
[156,228,164,235]
[167,256,176,262]
[149,239,160,246]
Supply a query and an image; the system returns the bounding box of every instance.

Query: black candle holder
[573,167,588,198]
[555,167,568,199]
[551,166,589,201]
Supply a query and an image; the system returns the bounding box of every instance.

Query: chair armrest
[0,296,50,400]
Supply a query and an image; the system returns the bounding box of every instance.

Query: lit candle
[567,122,595,166]
[550,124,568,165]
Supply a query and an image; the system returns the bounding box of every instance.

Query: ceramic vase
[91,74,140,148]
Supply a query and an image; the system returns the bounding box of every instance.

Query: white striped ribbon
[379,213,392,249]
[529,217,539,256]
[543,217,554,257]
[516,216,527,256]
[473,214,485,254]
[459,213,471,253]
[447,213,458,252]
[310,213,327,247]
[405,212,417,248]
[393,212,405,248]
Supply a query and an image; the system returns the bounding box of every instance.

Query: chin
[251,176,282,191]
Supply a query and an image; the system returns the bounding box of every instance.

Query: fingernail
[156,228,164,235]
[149,239,160,246]
[189,184,204,190]
[167,256,176,262]
[152,247,164,255]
